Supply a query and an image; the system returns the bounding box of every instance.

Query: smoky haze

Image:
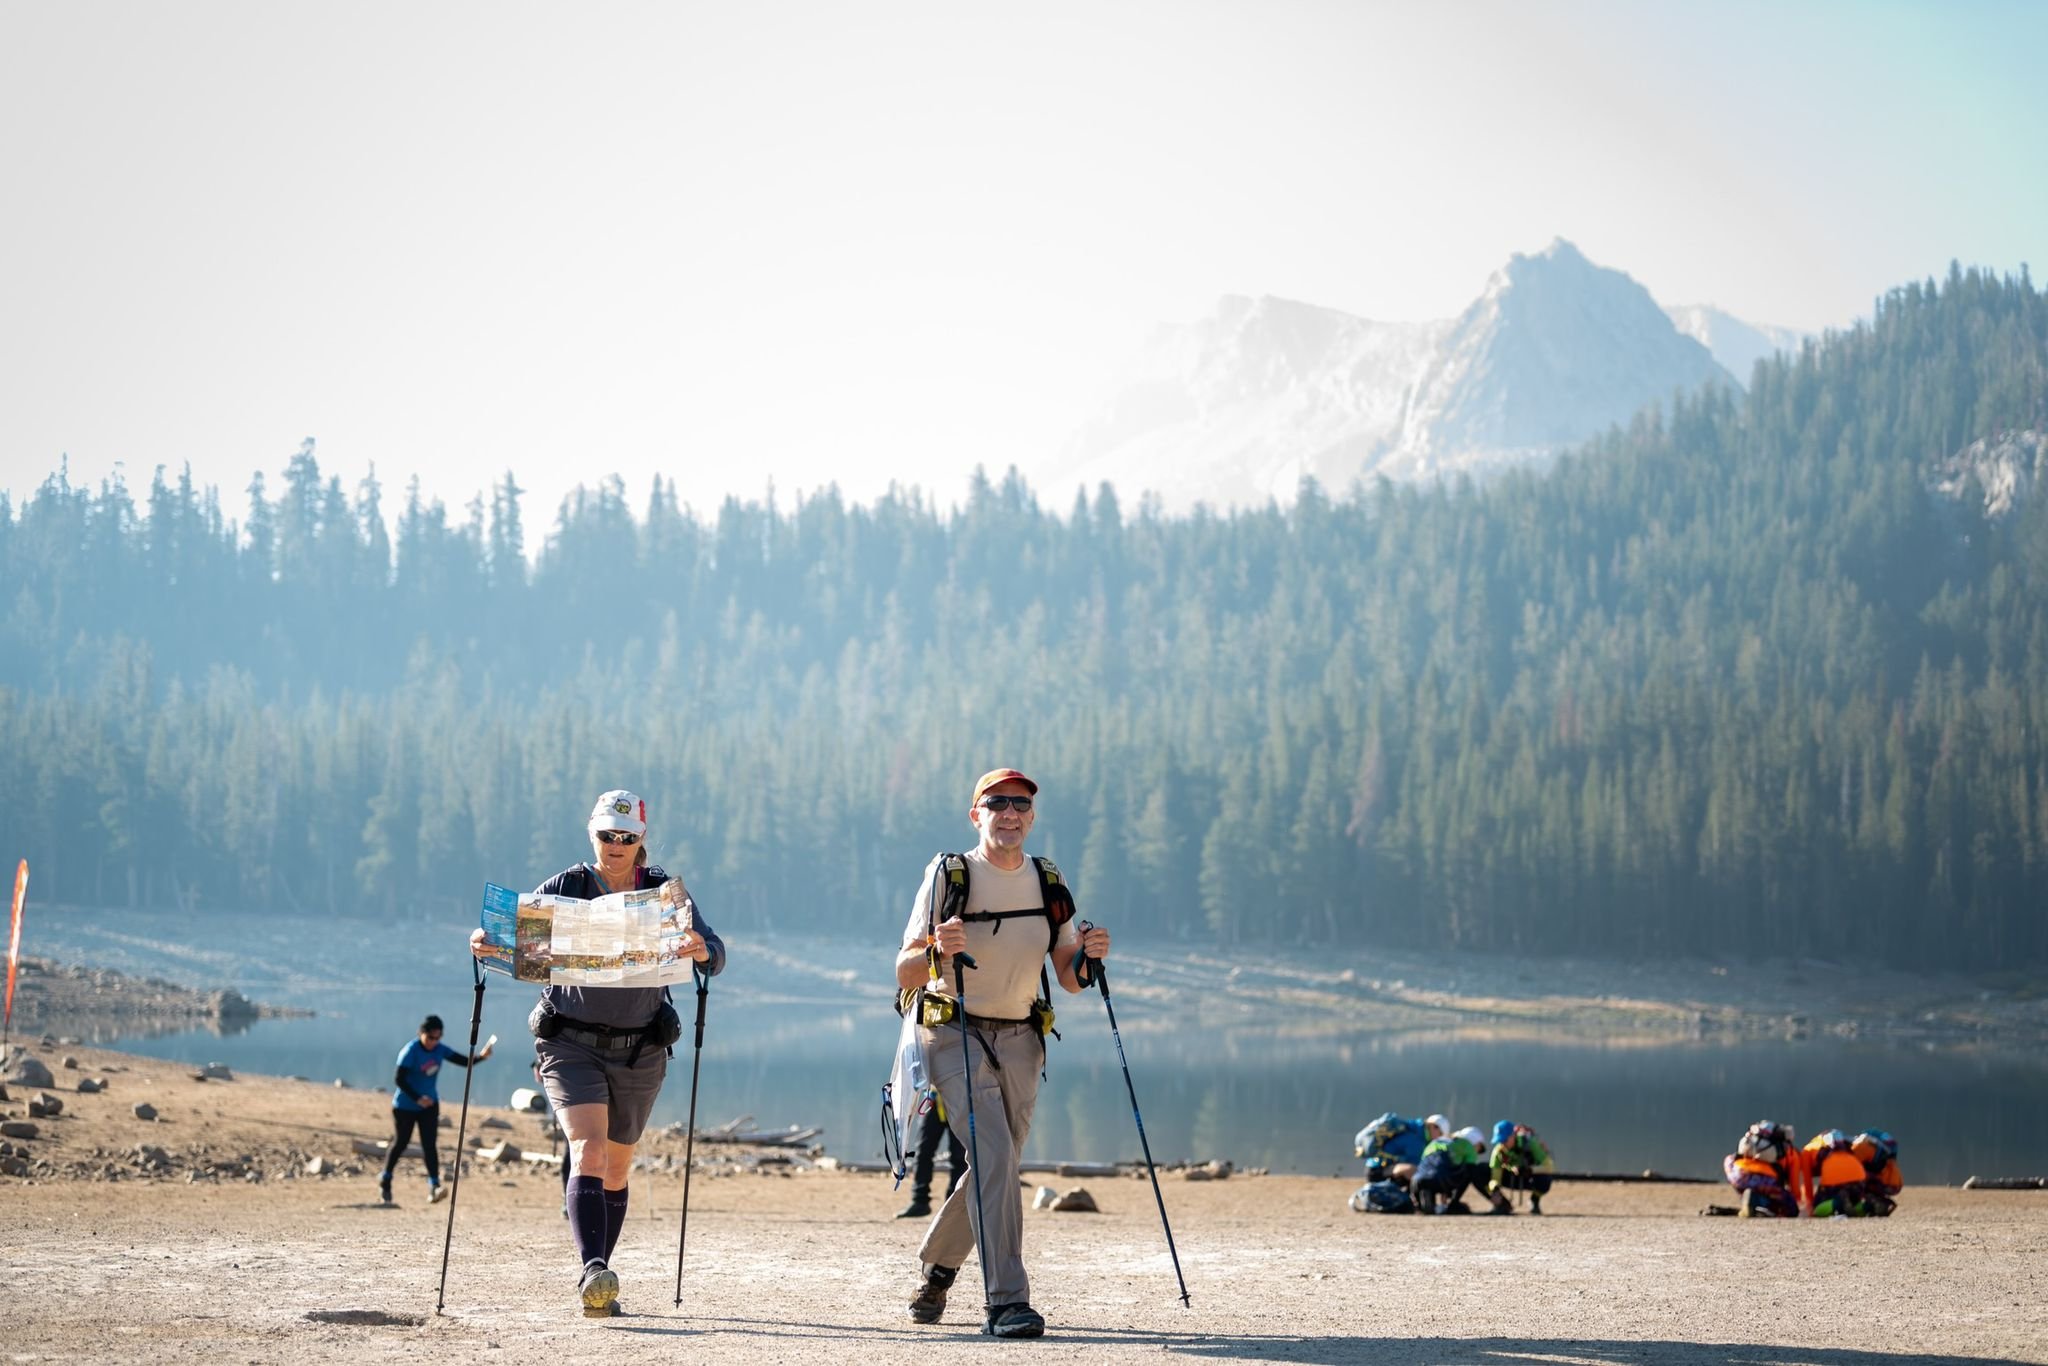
[5,2,2044,532]
[4,265,2046,974]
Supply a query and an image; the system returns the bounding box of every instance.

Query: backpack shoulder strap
[937,853,970,929]
[1031,856,1076,951]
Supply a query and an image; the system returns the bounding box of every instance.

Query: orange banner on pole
[4,860,25,1032]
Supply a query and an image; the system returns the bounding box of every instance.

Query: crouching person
[1414,1127,1503,1214]
[1354,1111,1430,1188]
[1724,1119,1801,1218]
[1487,1120,1556,1214]
[1805,1129,1871,1218]
[1853,1130,1902,1216]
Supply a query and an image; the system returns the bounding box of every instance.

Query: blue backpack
[1348,1180,1416,1214]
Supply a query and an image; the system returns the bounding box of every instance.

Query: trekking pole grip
[1075,920,1105,994]
[692,964,708,1047]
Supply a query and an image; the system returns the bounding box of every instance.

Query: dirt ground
[2,1042,2045,1365]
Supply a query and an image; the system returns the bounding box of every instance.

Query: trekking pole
[436,955,487,1314]
[1078,934,1190,1308]
[672,961,711,1307]
[951,953,995,1323]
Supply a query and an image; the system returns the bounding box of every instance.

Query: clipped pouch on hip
[917,989,959,1028]
[648,999,683,1048]
[528,998,564,1040]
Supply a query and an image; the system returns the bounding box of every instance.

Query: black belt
[963,1013,1033,1031]
[557,1023,643,1052]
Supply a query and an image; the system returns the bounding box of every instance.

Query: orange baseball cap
[970,768,1038,805]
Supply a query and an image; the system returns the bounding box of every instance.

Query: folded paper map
[476,878,700,986]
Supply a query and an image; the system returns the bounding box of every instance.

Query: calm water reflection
[22,906,2042,1184]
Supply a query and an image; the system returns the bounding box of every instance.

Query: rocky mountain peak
[1045,241,1750,512]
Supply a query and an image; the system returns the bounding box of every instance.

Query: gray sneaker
[579,1261,620,1318]
[984,1302,1046,1338]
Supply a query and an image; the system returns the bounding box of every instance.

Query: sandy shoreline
[15,933,2048,1053]
[2,1039,2045,1364]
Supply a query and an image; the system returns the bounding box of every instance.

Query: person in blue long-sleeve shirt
[379,1013,493,1204]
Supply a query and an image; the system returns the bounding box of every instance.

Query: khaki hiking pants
[915,1018,1042,1307]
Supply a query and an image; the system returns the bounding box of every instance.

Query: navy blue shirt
[534,863,727,1030]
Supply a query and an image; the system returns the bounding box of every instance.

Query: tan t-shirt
[901,848,1080,1021]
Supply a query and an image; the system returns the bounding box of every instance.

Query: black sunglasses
[979,795,1033,812]
[595,829,642,846]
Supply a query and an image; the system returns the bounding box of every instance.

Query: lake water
[19,904,2044,1186]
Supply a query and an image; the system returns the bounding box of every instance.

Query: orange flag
[4,860,25,1031]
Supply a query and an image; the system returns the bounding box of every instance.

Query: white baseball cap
[1456,1125,1487,1149]
[1426,1114,1450,1137]
[588,790,647,836]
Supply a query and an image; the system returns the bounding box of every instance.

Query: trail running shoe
[378,1181,392,1206]
[984,1302,1046,1339]
[580,1261,620,1318]
[428,1184,447,1204]
[895,1197,932,1219]
[908,1264,957,1324]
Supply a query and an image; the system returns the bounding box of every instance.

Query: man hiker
[893,768,1111,1339]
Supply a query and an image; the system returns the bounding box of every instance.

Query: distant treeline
[3,264,2046,969]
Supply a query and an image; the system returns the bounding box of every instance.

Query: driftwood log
[1962,1175,2047,1190]
[1019,1160,1123,1178]
[1547,1171,1719,1185]
[698,1125,823,1148]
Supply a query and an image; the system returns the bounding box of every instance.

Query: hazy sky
[3,0,2043,536]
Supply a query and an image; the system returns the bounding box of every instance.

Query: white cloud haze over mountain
[1,1,2042,530]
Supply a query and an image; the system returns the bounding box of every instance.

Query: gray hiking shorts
[533,1034,668,1145]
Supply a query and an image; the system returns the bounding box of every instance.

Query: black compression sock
[603,1185,629,1263]
[568,1175,609,1268]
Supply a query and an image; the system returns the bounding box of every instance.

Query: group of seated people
[1723,1120,1902,1218]
[1349,1112,1556,1215]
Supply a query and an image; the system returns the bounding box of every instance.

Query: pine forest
[3,265,2045,972]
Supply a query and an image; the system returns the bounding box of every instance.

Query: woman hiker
[471,788,726,1318]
